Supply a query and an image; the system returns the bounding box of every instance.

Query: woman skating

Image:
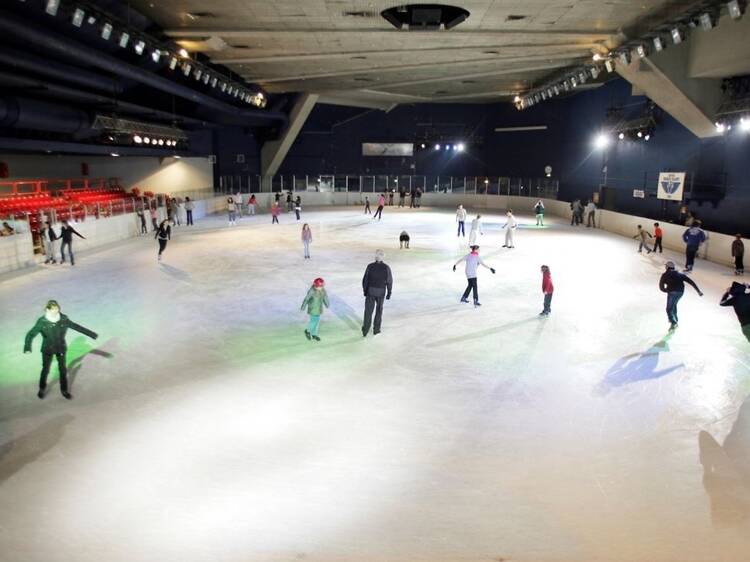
[227,197,237,226]
[155,219,171,261]
[453,245,495,307]
[24,300,98,400]
[301,278,329,341]
[301,223,313,258]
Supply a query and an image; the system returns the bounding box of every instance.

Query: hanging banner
[657,172,686,201]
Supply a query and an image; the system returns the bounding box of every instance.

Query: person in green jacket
[24,300,98,399]
[301,278,329,342]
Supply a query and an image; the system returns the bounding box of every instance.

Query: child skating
[302,223,312,259]
[301,278,329,342]
[271,202,281,224]
[540,265,554,316]
[295,196,302,221]
[399,231,410,249]
[24,300,98,400]
[453,245,495,307]
[634,225,653,253]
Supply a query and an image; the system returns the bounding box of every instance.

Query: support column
[261,93,319,177]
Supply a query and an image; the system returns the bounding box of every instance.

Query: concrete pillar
[261,93,319,177]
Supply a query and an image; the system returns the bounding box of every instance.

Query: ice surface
[0,206,749,562]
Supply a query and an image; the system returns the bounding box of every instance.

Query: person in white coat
[502,209,517,248]
[468,214,483,246]
[453,245,495,307]
[235,192,243,217]
[456,205,467,237]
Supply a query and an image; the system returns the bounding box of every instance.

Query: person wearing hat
[23,300,98,399]
[659,261,703,330]
[301,278,329,341]
[731,234,744,275]
[453,245,496,307]
[361,249,393,337]
[720,282,750,342]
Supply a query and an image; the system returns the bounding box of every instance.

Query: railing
[217,174,559,199]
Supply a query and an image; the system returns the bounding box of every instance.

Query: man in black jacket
[659,261,703,330]
[24,300,98,399]
[59,220,86,266]
[720,282,750,342]
[362,249,393,337]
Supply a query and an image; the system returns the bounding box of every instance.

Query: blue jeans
[543,293,552,313]
[457,221,465,236]
[303,240,310,258]
[60,240,74,265]
[666,291,683,324]
[307,315,321,336]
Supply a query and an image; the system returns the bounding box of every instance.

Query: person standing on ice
[468,214,483,246]
[59,220,85,266]
[361,249,393,337]
[682,220,706,272]
[719,282,750,342]
[301,223,312,259]
[634,225,653,254]
[534,200,545,226]
[539,265,554,316]
[155,219,171,261]
[364,196,371,215]
[501,209,517,248]
[585,200,597,227]
[271,202,281,224]
[453,245,495,307]
[456,205,467,237]
[235,192,243,217]
[301,278,329,342]
[41,221,58,264]
[248,194,257,216]
[659,261,703,330]
[731,234,744,275]
[294,196,302,221]
[24,299,98,400]
[373,193,385,220]
[227,197,237,226]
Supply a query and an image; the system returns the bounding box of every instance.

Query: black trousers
[140,218,147,234]
[158,238,168,255]
[374,206,383,219]
[686,245,698,269]
[736,254,744,271]
[363,295,385,334]
[462,277,479,302]
[186,210,193,225]
[152,217,158,231]
[60,240,74,265]
[654,237,663,253]
[40,352,68,392]
[272,215,279,224]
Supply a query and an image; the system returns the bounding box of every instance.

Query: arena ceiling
[130,0,711,109]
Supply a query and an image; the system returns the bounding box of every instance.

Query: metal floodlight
[119,32,129,48]
[563,80,571,91]
[605,59,615,73]
[169,56,178,70]
[671,27,684,44]
[151,49,161,63]
[158,139,164,146]
[653,36,665,52]
[553,85,560,95]
[87,16,96,25]
[541,91,547,100]
[194,69,202,80]
[636,44,648,58]
[220,82,227,92]
[183,63,192,76]
[233,88,239,98]
[45,0,60,16]
[590,66,600,79]
[547,87,553,97]
[578,70,587,83]
[619,51,631,65]
[728,0,743,19]
[134,40,146,55]
[203,73,210,84]
[101,23,113,40]
[72,8,85,27]
[699,12,714,30]
[571,76,578,88]
[211,77,218,88]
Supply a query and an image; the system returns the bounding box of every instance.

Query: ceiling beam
[165,28,618,38]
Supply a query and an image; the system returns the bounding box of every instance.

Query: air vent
[461,80,478,84]
[233,44,250,49]
[506,15,527,21]
[351,56,368,60]
[353,77,374,82]
[483,50,500,54]
[381,4,470,31]
[343,10,376,17]
[186,12,217,20]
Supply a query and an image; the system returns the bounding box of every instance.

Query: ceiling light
[715,122,725,133]
[87,16,97,25]
[134,40,146,55]
[72,8,85,27]
[178,48,189,58]
[203,73,210,84]
[653,36,665,52]
[452,144,459,151]
[513,95,521,103]
[158,139,164,146]
[45,0,60,16]
[220,82,227,92]
[194,69,202,80]
[590,67,600,79]
[553,85,560,95]
[143,137,151,144]
[728,1,743,19]
[594,133,610,149]
[101,23,113,40]
[671,27,684,44]
[592,53,602,61]
[133,135,142,144]
[605,59,615,73]
[644,134,651,141]
[699,12,714,30]
[618,132,625,140]
[578,70,587,83]
[571,76,577,88]
[636,44,648,58]
[637,131,643,138]
[740,118,750,132]
[457,143,465,152]
[169,56,178,70]
[434,144,441,150]
[563,80,570,91]
[119,32,129,48]
[211,77,218,88]
[151,49,161,63]
[183,63,192,76]
[420,143,426,149]
[110,153,120,157]
[257,92,264,100]
[541,91,547,100]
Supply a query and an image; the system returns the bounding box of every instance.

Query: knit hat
[470,245,480,250]
[313,278,325,287]
[665,261,675,269]
[45,300,60,310]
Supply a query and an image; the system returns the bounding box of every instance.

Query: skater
[570,199,583,226]
[719,282,750,342]
[301,278,329,342]
[409,190,416,208]
[653,222,663,253]
[155,219,171,261]
[540,265,554,316]
[301,223,312,259]
[248,194,257,216]
[235,192,243,217]
[170,198,181,226]
[271,202,281,224]
[453,245,496,307]
[184,197,194,226]
[294,196,302,221]
[41,221,58,264]
[24,299,98,400]
[398,187,406,207]
[227,197,237,226]
[732,234,744,275]
[373,193,385,220]
[456,205,467,237]
[136,207,148,234]
[468,214,483,246]
[682,220,706,272]
[585,200,597,227]
[502,209,517,248]
[149,205,158,231]
[634,225,653,253]
[59,220,85,266]
[659,261,703,330]
[399,230,410,249]
[388,190,394,206]
[361,249,393,337]
[364,197,371,214]
[415,187,422,208]
[534,200,545,226]
[286,192,293,213]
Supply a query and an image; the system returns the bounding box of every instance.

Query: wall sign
[657,172,685,201]
[633,189,645,198]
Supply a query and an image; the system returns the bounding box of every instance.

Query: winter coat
[227,201,236,212]
[271,206,281,216]
[362,261,393,298]
[301,287,329,316]
[635,229,652,241]
[720,282,750,327]
[682,226,706,247]
[184,201,194,211]
[378,195,386,207]
[732,239,745,257]
[155,224,171,241]
[456,208,467,221]
[470,218,482,233]
[59,225,84,243]
[542,271,554,294]
[301,228,312,241]
[534,203,544,215]
[456,251,489,278]
[24,314,97,355]
[659,270,700,294]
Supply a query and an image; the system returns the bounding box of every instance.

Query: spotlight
[619,51,631,65]
[653,36,665,52]
[605,59,615,73]
[541,91,547,101]
[740,118,750,132]
[203,73,210,84]
[258,92,264,100]
[699,12,714,30]
[513,95,521,103]
[101,23,113,40]
[593,53,603,61]
[715,122,726,133]
[45,0,60,16]
[434,144,441,150]
[178,48,189,58]
[457,143,465,152]
[618,132,625,140]
[590,67,600,79]
[169,56,178,70]
[183,63,192,76]
[134,135,142,144]
[420,143,426,149]
[553,85,560,95]
[233,89,239,98]
[134,40,146,55]
[220,82,227,92]
[158,139,164,146]
[143,137,151,144]
[119,32,130,48]
[110,153,120,157]
[594,133,610,149]
[645,134,651,141]
[636,44,648,58]
[547,88,553,97]
[151,49,162,63]
[72,8,85,27]
[194,69,202,81]
[87,16,97,25]
[671,27,684,44]
[728,0,743,19]
[211,77,218,88]
[637,131,643,138]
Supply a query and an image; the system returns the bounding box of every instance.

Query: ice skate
[474,301,481,307]
[460,298,469,303]
[37,388,45,399]
[62,392,73,400]
[312,335,321,341]
[305,330,312,340]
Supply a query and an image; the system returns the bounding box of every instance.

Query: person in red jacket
[653,222,664,253]
[540,265,554,316]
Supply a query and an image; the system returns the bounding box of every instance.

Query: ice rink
[0,205,748,562]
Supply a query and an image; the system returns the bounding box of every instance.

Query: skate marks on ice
[595,332,684,395]
[0,414,74,484]
[699,397,750,528]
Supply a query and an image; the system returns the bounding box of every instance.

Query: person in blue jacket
[682,221,706,272]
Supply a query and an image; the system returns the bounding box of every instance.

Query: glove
[452,265,456,272]
[490,268,496,274]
